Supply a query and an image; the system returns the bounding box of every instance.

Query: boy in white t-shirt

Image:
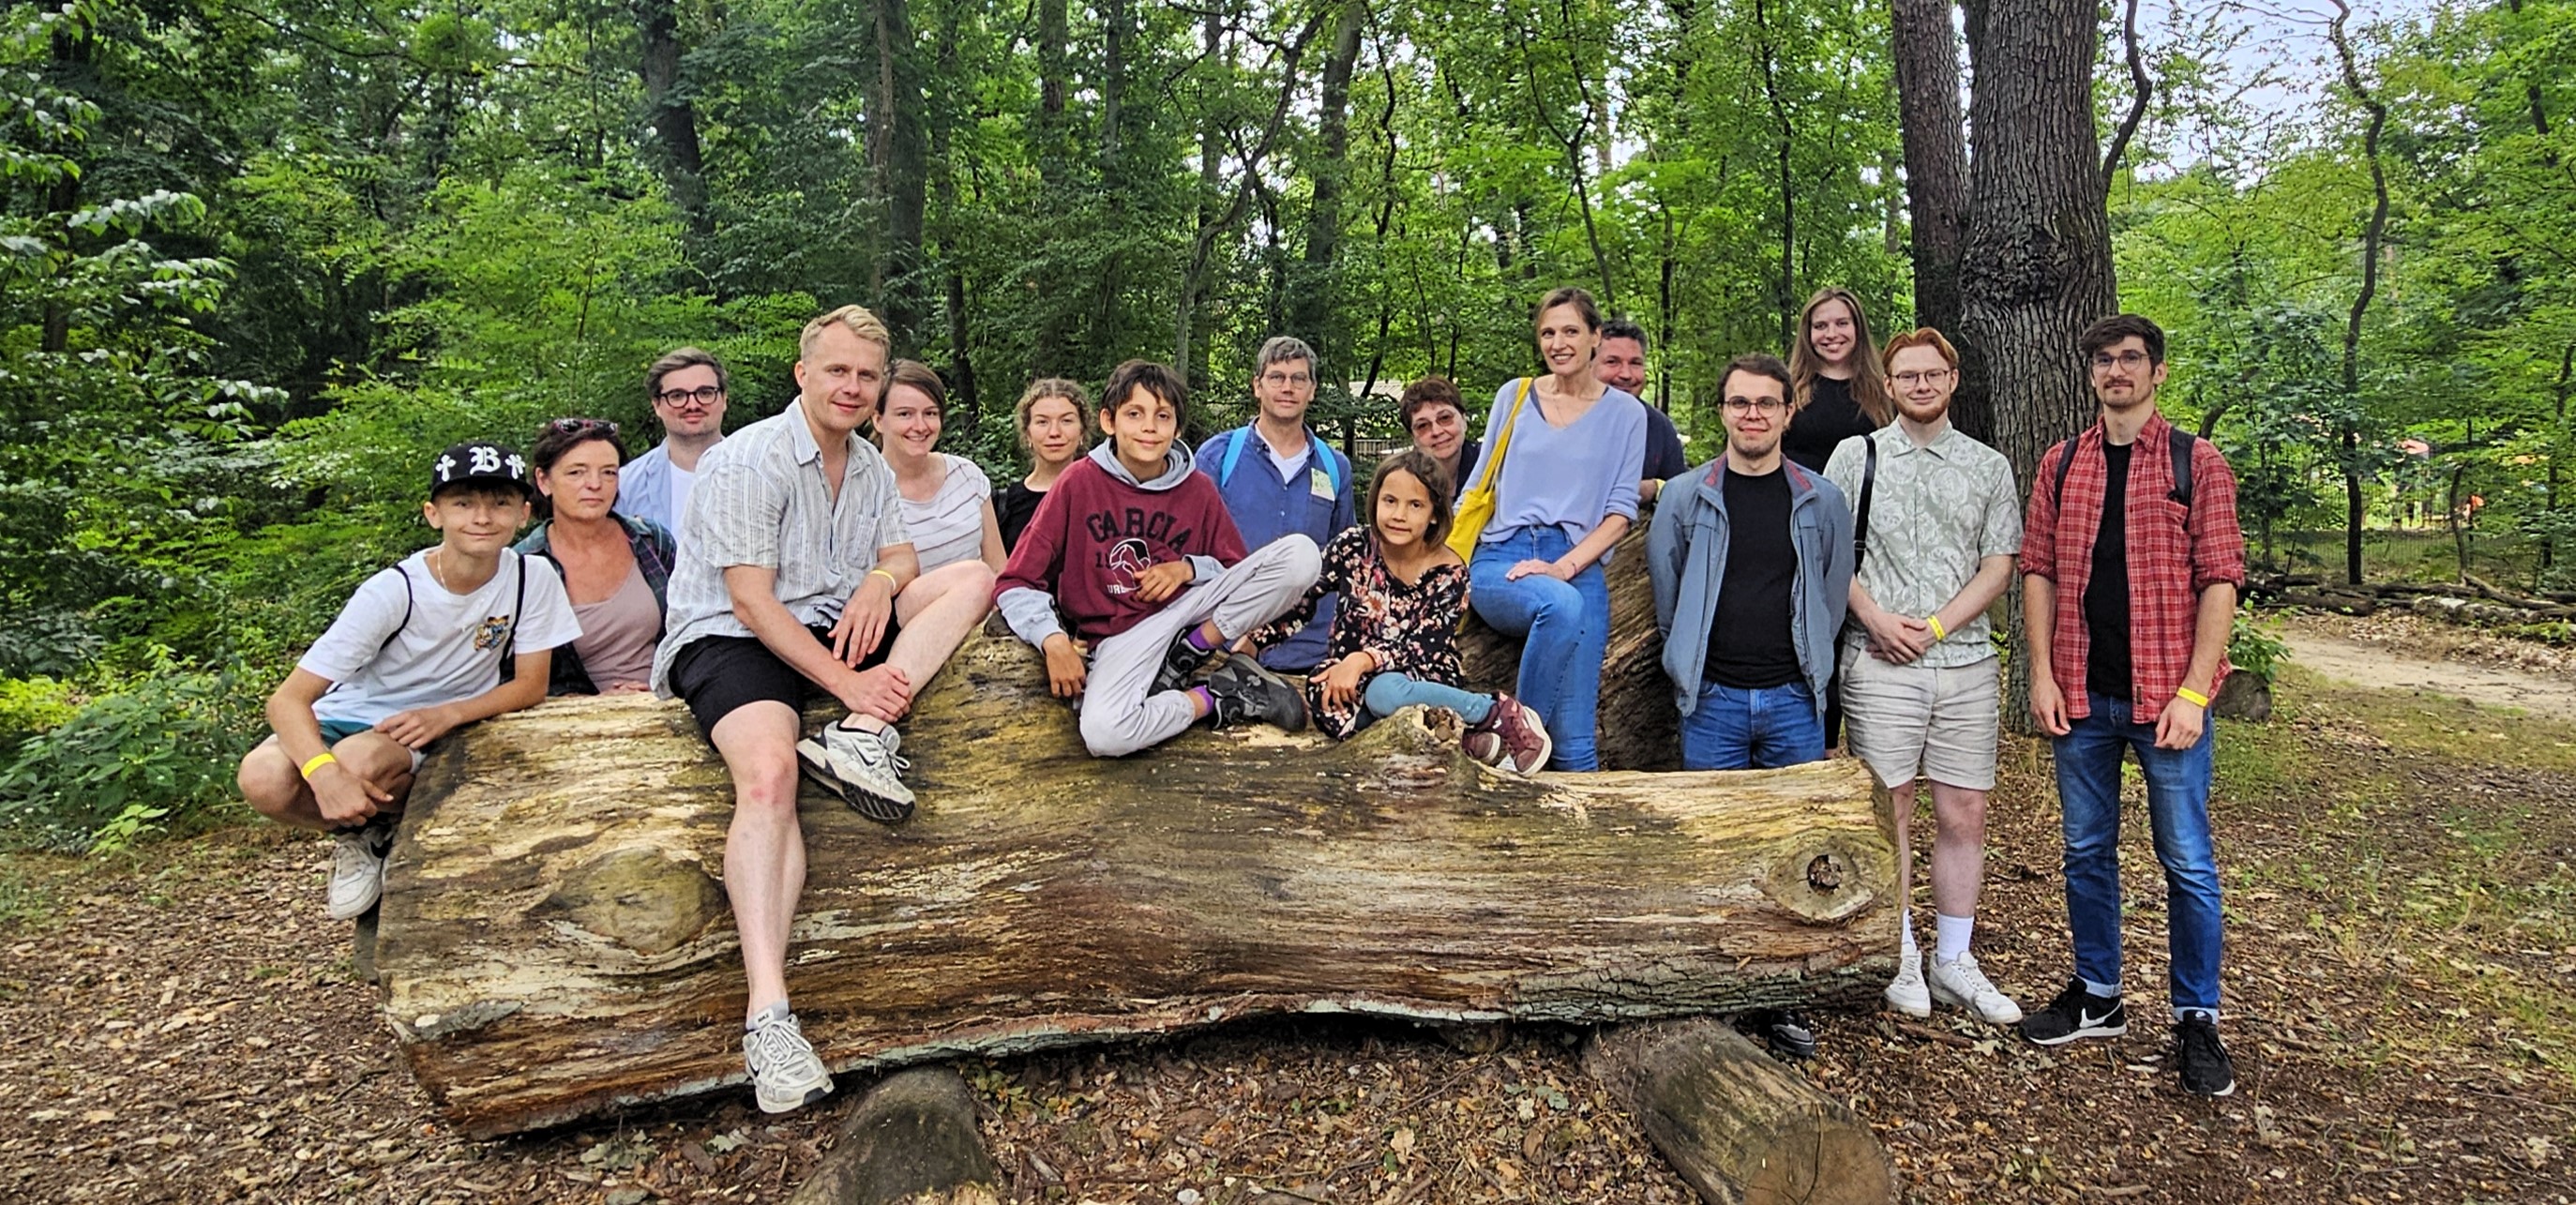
[235,442,582,920]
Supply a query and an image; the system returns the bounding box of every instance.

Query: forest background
[0,0,2568,851]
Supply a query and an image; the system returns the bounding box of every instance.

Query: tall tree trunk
[39,22,91,354]
[2328,1,2388,588]
[929,0,975,428]
[868,0,928,343]
[1032,0,1076,372]
[1753,0,1796,348]
[1958,0,2117,729]
[1096,0,1129,351]
[1290,0,1368,362]
[633,0,711,239]
[1889,0,1968,399]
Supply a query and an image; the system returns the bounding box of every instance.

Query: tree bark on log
[1586,1017,1896,1205]
[785,1067,1000,1205]
[377,618,1894,1137]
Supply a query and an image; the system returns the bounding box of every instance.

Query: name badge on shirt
[1309,467,1334,501]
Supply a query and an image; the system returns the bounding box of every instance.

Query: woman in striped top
[877,360,1005,574]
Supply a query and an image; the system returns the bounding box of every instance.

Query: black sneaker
[1152,631,1219,695]
[1203,652,1307,731]
[1738,1008,1817,1061]
[2175,1014,2236,1097]
[2020,977,2128,1046]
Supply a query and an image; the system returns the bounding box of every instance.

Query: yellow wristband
[1925,615,1948,642]
[867,567,898,588]
[2175,686,2211,709]
[298,752,339,780]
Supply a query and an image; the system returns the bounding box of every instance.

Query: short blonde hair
[1880,326,1962,371]
[800,304,894,361]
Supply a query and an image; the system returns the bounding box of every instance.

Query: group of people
[233,285,2248,1115]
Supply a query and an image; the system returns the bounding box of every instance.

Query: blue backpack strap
[1217,428,1251,489]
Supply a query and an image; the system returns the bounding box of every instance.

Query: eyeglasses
[548,417,621,437]
[2090,351,2151,371]
[1722,397,1788,415]
[655,385,725,406]
[1891,369,1953,387]
[1260,371,1314,387]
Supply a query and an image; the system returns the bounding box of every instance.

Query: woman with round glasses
[877,360,1005,574]
[1783,287,1893,473]
[1458,285,1648,771]
[515,416,678,694]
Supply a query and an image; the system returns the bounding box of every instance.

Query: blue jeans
[1679,680,1824,771]
[1362,672,1494,724]
[2055,691,2222,1015]
[1469,527,1611,771]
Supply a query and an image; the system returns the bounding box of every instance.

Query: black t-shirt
[2083,442,2134,700]
[1704,467,1803,689]
[1784,375,1878,473]
[996,479,1047,553]
[1642,404,1688,483]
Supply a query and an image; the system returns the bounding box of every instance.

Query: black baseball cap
[428,441,535,499]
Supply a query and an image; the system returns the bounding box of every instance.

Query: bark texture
[784,1068,1000,1205]
[377,622,1893,1137]
[1586,1017,1897,1205]
[1888,0,1968,383]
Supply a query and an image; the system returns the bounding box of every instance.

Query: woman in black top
[995,377,1093,552]
[1782,287,1893,472]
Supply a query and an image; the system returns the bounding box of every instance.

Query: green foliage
[0,650,254,853]
[2226,614,2292,682]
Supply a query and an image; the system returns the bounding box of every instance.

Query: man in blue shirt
[1196,336,1356,673]
[616,347,731,536]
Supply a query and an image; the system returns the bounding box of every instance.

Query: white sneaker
[1884,949,1931,1017]
[799,721,915,823]
[1929,952,2024,1025]
[324,822,394,921]
[743,1005,835,1114]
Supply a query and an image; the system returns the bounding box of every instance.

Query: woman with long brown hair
[1783,286,1893,472]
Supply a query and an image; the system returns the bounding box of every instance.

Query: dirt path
[2279,618,2576,720]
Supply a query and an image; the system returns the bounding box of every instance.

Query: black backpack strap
[495,552,529,683]
[1853,435,1878,568]
[2168,425,2195,508]
[2050,435,2079,514]
[376,564,416,656]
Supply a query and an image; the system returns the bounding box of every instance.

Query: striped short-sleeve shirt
[902,454,993,573]
[652,405,909,697]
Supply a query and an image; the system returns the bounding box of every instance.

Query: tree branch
[2101,0,2152,187]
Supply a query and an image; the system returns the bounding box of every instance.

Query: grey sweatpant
[1079,535,1321,757]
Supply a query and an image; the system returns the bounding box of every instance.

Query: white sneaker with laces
[1929,952,2024,1025]
[742,1004,835,1114]
[1884,948,1931,1018]
[808,721,915,821]
[324,822,393,921]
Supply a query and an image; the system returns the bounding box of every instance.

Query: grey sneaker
[324,820,395,921]
[1203,653,1307,731]
[797,721,915,823]
[743,1003,834,1114]
[1152,631,1221,695]
[1928,953,2023,1025]
[1884,948,1931,1018]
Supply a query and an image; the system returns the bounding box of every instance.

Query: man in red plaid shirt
[2015,314,2247,1098]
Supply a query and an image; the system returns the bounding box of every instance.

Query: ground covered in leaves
[3,619,2573,1204]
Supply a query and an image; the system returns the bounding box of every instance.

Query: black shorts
[668,619,900,736]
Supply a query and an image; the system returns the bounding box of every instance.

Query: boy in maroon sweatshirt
[996,359,1318,756]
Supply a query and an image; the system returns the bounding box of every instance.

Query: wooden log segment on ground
[784,1067,1000,1205]
[375,616,1897,1138]
[1586,1017,1897,1205]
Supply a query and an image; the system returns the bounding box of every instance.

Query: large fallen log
[376,619,1896,1138]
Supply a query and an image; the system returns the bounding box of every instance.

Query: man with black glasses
[618,347,731,536]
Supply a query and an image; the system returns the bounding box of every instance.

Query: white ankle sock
[1933,913,1974,964]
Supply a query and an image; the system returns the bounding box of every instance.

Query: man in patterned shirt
[1822,327,2023,1030]
[2017,313,2247,1098]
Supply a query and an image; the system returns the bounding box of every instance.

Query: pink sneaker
[1463,694,1553,775]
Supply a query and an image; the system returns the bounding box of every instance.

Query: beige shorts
[1838,647,1999,791]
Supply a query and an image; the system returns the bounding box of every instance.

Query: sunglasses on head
[548,417,621,437]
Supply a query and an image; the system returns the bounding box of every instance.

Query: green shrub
[0,676,79,758]
[0,651,255,852]
[2228,614,2292,680]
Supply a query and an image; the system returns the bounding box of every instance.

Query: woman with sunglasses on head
[996,377,1093,552]
[516,417,678,694]
[1458,285,1648,772]
[1782,287,1894,473]
[878,359,1005,574]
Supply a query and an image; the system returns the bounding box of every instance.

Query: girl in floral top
[1258,450,1552,773]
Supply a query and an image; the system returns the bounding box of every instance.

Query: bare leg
[707,700,805,1024]
[237,733,414,831]
[884,561,996,698]
[1886,777,1918,941]
[1925,782,1991,921]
